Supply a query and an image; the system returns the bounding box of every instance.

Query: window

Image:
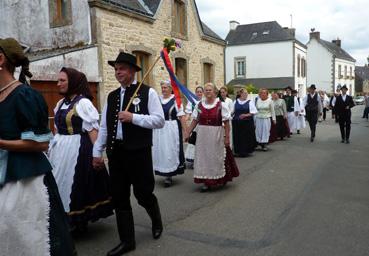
[344,66,347,79]
[175,58,187,87]
[338,65,342,78]
[203,63,213,84]
[175,58,188,103]
[262,30,270,35]
[251,32,258,40]
[133,51,152,85]
[350,67,353,79]
[301,58,306,77]
[49,0,72,28]
[234,57,246,78]
[297,55,301,77]
[172,0,187,37]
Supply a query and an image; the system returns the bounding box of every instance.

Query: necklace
[0,80,17,94]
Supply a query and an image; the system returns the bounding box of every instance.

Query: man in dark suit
[93,52,165,256]
[332,85,355,144]
[303,84,322,142]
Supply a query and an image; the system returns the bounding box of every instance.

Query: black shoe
[310,137,314,142]
[346,140,350,144]
[164,177,172,187]
[107,242,136,256]
[341,139,345,143]
[200,185,210,192]
[297,130,300,134]
[145,198,163,239]
[108,210,136,256]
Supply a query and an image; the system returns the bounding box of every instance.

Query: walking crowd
[0,38,358,256]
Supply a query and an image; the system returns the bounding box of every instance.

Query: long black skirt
[232,119,257,156]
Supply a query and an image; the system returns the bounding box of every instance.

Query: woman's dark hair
[0,48,16,74]
[60,67,93,100]
[195,86,203,93]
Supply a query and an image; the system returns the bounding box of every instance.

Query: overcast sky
[196,0,369,65]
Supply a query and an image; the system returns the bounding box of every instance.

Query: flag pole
[124,55,161,111]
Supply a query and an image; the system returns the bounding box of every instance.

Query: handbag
[188,131,197,145]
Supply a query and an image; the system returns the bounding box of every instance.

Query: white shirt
[224,97,234,114]
[302,93,323,113]
[93,83,165,157]
[331,94,347,106]
[185,99,201,114]
[191,98,231,121]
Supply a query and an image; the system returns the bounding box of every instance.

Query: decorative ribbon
[160,48,199,108]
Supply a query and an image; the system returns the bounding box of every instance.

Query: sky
[196,0,369,65]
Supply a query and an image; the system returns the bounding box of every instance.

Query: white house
[225,21,307,96]
[306,31,356,95]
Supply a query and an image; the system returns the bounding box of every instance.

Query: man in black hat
[283,86,297,136]
[93,52,165,256]
[331,85,355,143]
[302,84,322,142]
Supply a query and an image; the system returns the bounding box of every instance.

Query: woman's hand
[224,136,230,147]
[92,157,105,170]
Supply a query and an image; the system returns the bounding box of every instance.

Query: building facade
[306,31,356,95]
[225,21,307,96]
[0,0,225,113]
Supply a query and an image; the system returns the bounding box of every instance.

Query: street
[76,105,369,256]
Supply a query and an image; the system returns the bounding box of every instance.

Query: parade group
[0,38,356,256]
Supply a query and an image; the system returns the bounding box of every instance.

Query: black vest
[305,94,318,112]
[335,95,353,117]
[106,84,152,156]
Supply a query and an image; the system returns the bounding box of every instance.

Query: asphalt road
[76,105,369,256]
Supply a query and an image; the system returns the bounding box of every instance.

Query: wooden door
[30,80,98,132]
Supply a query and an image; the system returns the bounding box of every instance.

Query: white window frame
[234,57,246,78]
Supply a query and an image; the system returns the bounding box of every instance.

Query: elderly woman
[184,86,203,168]
[0,38,75,255]
[185,83,239,192]
[254,88,276,151]
[232,88,257,157]
[272,92,288,140]
[152,80,186,187]
[48,67,113,233]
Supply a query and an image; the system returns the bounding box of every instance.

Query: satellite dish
[311,28,315,32]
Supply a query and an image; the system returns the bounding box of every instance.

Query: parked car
[354,96,365,105]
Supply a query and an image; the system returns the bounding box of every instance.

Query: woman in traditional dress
[219,86,234,148]
[272,92,288,140]
[184,86,203,169]
[185,83,239,192]
[48,67,113,233]
[0,38,76,255]
[152,80,186,187]
[232,88,257,157]
[254,88,276,151]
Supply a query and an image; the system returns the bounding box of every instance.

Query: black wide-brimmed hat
[309,84,316,90]
[108,52,141,71]
[284,86,292,90]
[340,85,348,90]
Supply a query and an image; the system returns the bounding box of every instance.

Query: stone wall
[0,0,90,51]
[92,0,224,104]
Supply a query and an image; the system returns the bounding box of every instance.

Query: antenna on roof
[290,14,293,28]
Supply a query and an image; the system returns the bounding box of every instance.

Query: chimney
[309,30,320,40]
[332,38,341,47]
[229,20,240,30]
[284,27,296,37]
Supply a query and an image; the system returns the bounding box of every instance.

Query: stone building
[355,65,369,93]
[0,0,225,113]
